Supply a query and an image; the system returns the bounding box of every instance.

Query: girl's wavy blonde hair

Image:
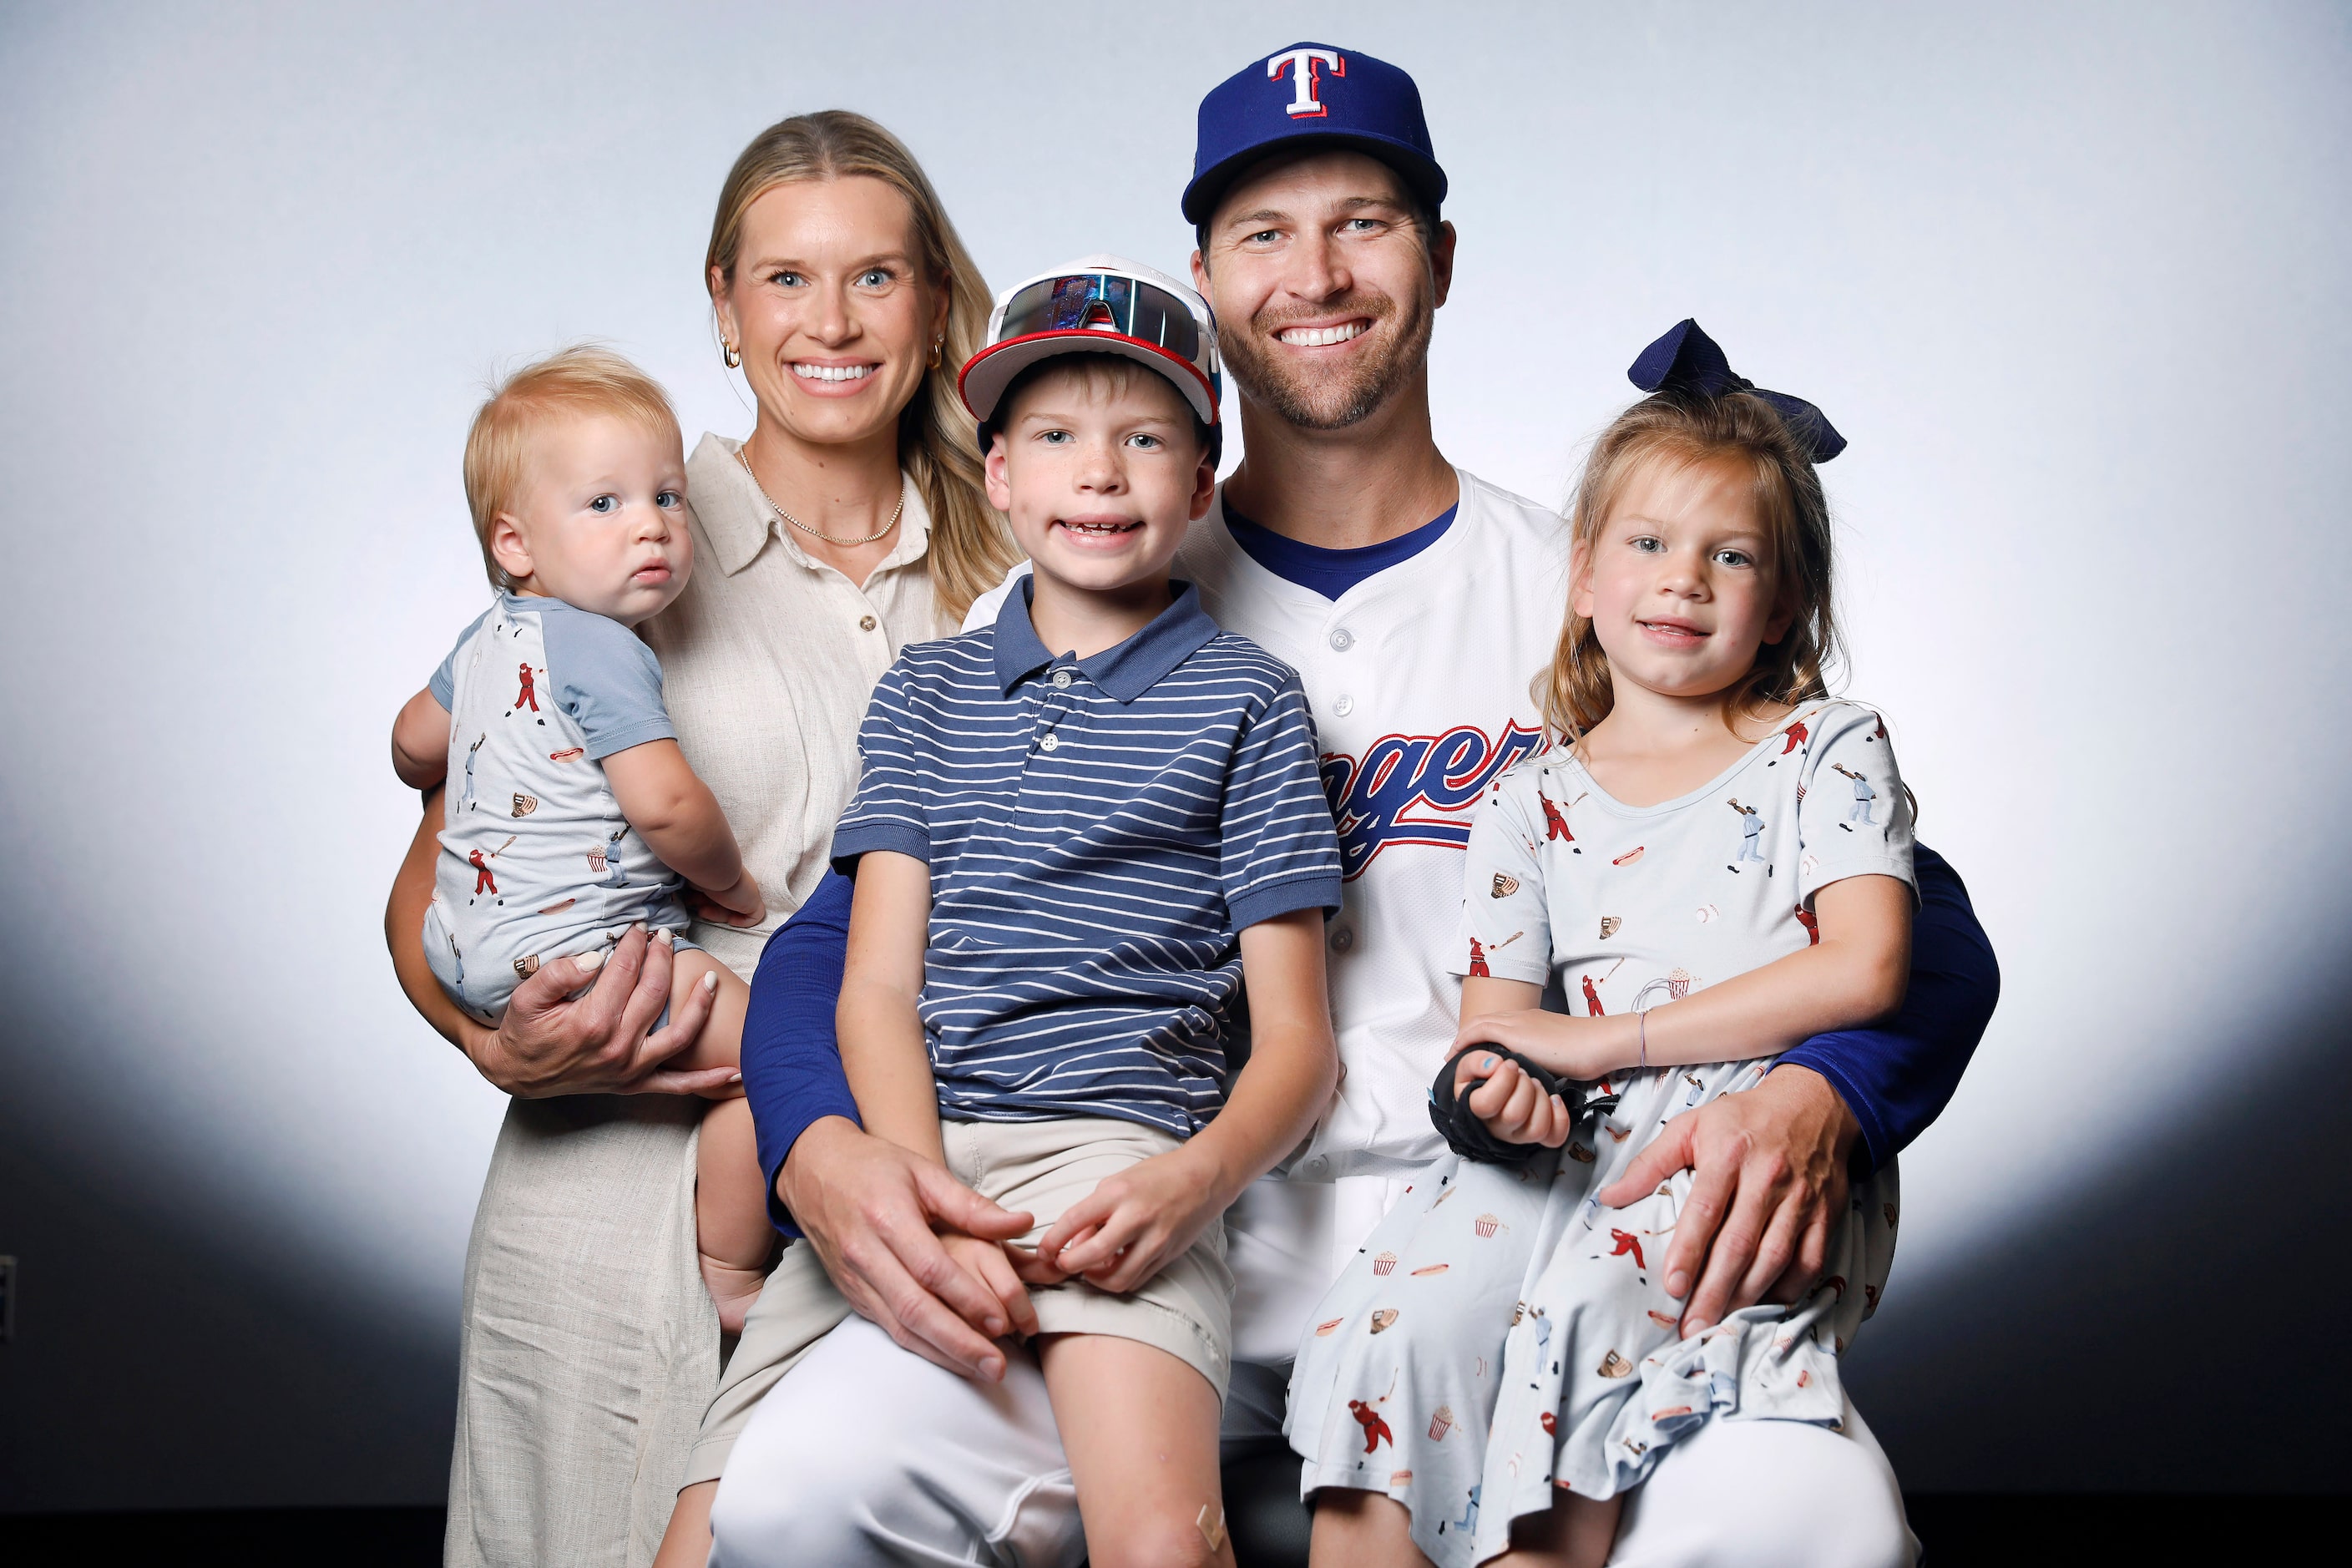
[1539,389,1840,742]
[706,110,1019,630]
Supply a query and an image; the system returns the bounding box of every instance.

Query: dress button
[857,615,878,632]
[1330,924,1355,953]
[1051,670,1073,689]
[1039,731,1060,752]
[1329,627,1354,651]
[1333,695,1354,717]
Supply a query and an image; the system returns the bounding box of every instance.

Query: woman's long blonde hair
[1538,390,1841,741]
[706,110,1018,629]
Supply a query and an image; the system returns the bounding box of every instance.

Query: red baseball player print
[515,662,539,713]
[469,847,497,896]
[1608,1228,1646,1271]
[1769,717,1808,766]
[1468,937,1490,979]
[1581,973,1605,1015]
[1794,905,1820,946]
[1348,1399,1394,1454]
[1541,792,1574,842]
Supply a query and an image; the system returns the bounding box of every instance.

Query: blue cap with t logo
[1182,42,1448,225]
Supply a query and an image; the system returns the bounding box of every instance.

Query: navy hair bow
[1627,319,1847,463]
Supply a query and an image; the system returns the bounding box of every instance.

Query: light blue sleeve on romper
[1794,702,1916,906]
[427,604,493,710]
[534,600,676,760]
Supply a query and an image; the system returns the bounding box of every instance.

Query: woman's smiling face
[711,175,947,452]
[1574,453,1793,705]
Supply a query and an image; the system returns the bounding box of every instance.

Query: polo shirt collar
[992,578,1219,703]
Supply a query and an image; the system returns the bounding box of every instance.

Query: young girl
[1285,321,1910,1568]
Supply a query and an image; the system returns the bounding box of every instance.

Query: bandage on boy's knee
[1196,1502,1226,1552]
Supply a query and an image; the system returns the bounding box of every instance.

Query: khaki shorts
[684,1115,1232,1489]
[942,1115,1233,1402]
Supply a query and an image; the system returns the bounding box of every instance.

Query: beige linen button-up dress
[442,432,948,1568]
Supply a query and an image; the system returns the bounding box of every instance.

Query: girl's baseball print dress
[1286,701,1909,1566]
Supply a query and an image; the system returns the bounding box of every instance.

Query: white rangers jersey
[970,468,1571,1179]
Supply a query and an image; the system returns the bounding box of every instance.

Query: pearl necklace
[734,447,904,547]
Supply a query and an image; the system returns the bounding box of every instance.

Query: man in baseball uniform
[710,43,1997,1568]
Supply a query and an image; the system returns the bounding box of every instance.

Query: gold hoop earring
[928,336,943,370]
[722,341,741,370]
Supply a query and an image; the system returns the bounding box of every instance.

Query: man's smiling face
[1192,149,1454,431]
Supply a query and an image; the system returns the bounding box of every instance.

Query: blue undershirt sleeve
[539,602,676,760]
[1775,842,2000,1175]
[741,870,861,1237]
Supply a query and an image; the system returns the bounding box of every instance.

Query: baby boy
[390,346,771,1329]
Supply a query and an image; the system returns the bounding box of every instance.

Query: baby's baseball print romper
[424,592,693,1023]
[1287,701,1910,1566]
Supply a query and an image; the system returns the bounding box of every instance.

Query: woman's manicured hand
[1455,1054,1575,1147]
[777,1117,1037,1383]
[1034,1144,1225,1295]
[473,924,736,1098]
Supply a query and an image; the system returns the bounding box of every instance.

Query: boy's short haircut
[463,346,683,589]
[988,352,1216,462]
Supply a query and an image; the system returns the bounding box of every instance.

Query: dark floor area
[4,1495,2336,1565]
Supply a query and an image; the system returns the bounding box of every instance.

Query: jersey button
[1039,731,1060,752]
[1329,924,1355,953]
[858,614,878,632]
[1051,669,1074,689]
[1333,695,1354,717]
[1328,627,1354,651]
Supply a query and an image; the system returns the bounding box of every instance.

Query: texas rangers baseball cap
[960,254,1222,438]
[1181,42,1448,226]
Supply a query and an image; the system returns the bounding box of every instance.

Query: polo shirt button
[858,615,878,632]
[1039,731,1060,752]
[1328,627,1354,651]
[1333,695,1354,717]
[1329,924,1355,953]
[1051,670,1073,689]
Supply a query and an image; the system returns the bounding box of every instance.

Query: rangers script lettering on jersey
[970,469,1572,1180]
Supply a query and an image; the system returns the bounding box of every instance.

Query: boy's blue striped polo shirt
[832,579,1343,1138]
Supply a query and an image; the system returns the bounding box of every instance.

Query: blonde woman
[385,111,1017,1568]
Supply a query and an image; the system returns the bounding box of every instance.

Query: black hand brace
[1427,1047,1622,1166]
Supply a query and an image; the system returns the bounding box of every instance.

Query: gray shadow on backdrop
[1847,980,2352,1494]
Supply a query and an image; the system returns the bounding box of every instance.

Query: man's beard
[1220,286,1434,432]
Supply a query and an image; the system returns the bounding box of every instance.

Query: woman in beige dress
[385,110,1015,1568]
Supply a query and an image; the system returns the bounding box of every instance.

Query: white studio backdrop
[3,0,2346,1505]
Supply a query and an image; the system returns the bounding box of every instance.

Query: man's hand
[1033,1143,1226,1295]
[1595,1065,1859,1336]
[470,925,735,1098]
[777,1117,1036,1383]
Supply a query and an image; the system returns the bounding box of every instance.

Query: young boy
[389,346,773,1331]
[829,256,1344,1566]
